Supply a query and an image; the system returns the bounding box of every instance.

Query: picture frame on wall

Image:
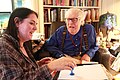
[0,12,11,36]
[12,0,23,10]
[0,12,11,28]
[12,0,32,10]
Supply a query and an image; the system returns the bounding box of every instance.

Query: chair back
[50,21,66,35]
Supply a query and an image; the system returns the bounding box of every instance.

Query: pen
[70,66,75,75]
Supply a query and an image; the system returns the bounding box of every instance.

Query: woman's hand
[47,57,77,71]
[37,57,54,66]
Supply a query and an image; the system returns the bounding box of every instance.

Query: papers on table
[58,64,108,80]
[82,60,98,64]
[111,53,120,72]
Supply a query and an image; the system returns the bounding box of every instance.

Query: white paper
[82,60,98,64]
[58,64,108,80]
[111,53,120,72]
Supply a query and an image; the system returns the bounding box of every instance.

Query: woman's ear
[14,17,20,27]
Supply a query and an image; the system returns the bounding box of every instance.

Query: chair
[92,48,116,71]
[50,21,66,35]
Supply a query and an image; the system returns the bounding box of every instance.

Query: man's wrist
[58,54,66,58]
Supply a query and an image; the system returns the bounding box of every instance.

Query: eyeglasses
[66,18,80,23]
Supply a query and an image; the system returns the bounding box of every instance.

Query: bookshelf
[39,0,101,39]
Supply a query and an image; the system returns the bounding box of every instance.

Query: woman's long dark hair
[5,7,38,41]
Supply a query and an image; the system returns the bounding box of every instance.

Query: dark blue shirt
[45,24,98,59]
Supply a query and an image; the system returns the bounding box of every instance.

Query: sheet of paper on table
[111,53,120,72]
[58,64,108,80]
[81,60,98,64]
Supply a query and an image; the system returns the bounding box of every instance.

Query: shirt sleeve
[44,27,65,58]
[85,24,99,59]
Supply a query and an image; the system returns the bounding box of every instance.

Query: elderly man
[44,8,98,63]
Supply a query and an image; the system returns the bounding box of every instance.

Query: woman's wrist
[47,63,54,72]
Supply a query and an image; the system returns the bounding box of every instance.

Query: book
[44,9,48,22]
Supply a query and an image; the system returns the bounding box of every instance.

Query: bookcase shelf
[44,22,52,25]
[40,0,101,39]
[44,5,100,9]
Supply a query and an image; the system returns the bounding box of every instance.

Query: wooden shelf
[44,5,100,9]
[44,22,52,25]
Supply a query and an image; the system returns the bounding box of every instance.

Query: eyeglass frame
[65,17,80,23]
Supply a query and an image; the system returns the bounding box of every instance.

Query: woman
[0,7,78,80]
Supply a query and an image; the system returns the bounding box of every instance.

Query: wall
[0,0,12,12]
[101,0,120,28]
[21,0,42,33]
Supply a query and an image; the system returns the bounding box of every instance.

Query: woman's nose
[33,25,37,30]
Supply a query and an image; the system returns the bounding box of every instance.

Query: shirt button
[76,39,78,40]
[77,48,79,50]
[75,45,77,46]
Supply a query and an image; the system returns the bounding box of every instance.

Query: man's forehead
[66,11,79,18]
[65,9,84,18]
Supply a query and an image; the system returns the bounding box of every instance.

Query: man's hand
[81,54,90,62]
[64,54,80,64]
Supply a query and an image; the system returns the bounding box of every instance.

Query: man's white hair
[65,8,87,25]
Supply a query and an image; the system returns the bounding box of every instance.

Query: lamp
[98,12,117,48]
[99,12,117,37]
[99,12,117,30]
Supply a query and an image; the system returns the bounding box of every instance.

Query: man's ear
[14,17,20,27]
[82,11,88,21]
[81,11,88,26]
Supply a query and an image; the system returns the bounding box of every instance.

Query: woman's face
[17,13,38,42]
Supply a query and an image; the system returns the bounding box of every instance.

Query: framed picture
[12,0,23,10]
[0,12,11,29]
